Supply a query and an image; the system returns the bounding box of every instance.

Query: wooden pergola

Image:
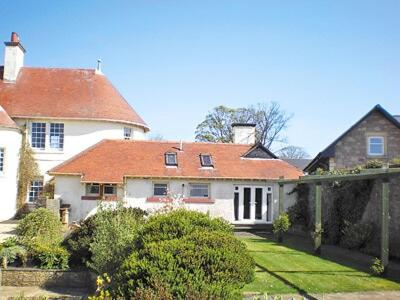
[278,167,400,271]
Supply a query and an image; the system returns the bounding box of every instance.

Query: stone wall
[0,268,95,289]
[332,111,400,169]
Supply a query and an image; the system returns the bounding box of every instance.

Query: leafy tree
[195,102,291,149]
[278,145,310,159]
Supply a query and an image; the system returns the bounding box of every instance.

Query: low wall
[0,267,95,289]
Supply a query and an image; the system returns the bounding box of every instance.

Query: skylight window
[165,152,177,166]
[200,154,213,167]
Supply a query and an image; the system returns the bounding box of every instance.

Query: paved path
[0,220,18,242]
[0,286,89,299]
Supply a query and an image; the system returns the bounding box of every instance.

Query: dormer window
[200,154,213,167]
[165,152,177,166]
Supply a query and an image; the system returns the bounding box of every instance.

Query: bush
[340,221,374,250]
[113,230,254,299]
[30,242,69,270]
[86,203,147,275]
[17,208,63,246]
[0,245,28,268]
[63,202,147,274]
[138,209,232,245]
[273,213,291,242]
[370,257,385,276]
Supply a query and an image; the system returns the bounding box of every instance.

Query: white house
[0,32,149,220]
[49,126,302,224]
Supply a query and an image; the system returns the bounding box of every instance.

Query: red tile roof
[0,105,18,129]
[49,140,303,183]
[0,67,148,130]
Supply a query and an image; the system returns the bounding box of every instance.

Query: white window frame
[28,179,44,203]
[103,184,117,196]
[31,122,47,150]
[86,183,100,196]
[153,183,168,197]
[0,148,4,174]
[124,127,132,140]
[49,123,64,151]
[367,136,385,156]
[200,154,213,167]
[165,152,178,166]
[189,183,209,198]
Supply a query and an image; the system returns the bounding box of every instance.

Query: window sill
[81,195,117,201]
[33,149,64,154]
[146,197,214,204]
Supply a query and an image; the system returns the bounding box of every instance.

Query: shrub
[370,257,385,276]
[340,221,374,250]
[30,242,69,270]
[273,213,291,242]
[113,230,254,299]
[86,203,147,275]
[364,160,384,169]
[0,245,28,268]
[138,209,232,245]
[17,208,63,246]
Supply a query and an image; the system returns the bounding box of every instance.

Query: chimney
[3,32,25,82]
[232,123,256,145]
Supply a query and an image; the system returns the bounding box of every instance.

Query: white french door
[233,185,273,223]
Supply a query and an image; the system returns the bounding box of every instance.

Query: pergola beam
[278,167,400,185]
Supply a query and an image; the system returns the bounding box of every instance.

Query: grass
[241,235,400,296]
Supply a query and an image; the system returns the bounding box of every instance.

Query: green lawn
[241,235,400,295]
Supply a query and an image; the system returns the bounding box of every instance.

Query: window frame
[367,136,385,156]
[85,183,100,196]
[0,148,4,174]
[189,183,210,198]
[29,179,44,203]
[165,152,178,166]
[124,127,132,140]
[200,154,213,167]
[103,184,117,196]
[49,123,64,151]
[31,122,47,150]
[153,183,168,197]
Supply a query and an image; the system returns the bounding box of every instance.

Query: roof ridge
[21,66,95,72]
[113,139,256,147]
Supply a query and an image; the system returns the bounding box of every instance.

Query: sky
[0,0,399,157]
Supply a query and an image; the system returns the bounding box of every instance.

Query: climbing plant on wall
[16,125,39,214]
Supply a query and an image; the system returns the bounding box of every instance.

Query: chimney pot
[11,32,19,43]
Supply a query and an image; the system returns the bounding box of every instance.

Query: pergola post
[279,176,285,215]
[314,182,322,255]
[381,178,390,270]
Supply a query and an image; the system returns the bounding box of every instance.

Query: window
[154,183,168,196]
[189,183,209,198]
[50,123,64,150]
[200,154,213,167]
[31,122,46,150]
[368,136,384,156]
[86,183,100,196]
[29,179,43,202]
[124,127,132,140]
[165,152,177,166]
[0,148,4,173]
[104,184,117,195]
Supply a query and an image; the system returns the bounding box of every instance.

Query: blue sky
[1,0,399,156]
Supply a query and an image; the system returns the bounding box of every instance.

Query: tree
[195,102,291,149]
[278,146,309,159]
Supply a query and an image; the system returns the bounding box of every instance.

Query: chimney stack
[232,123,256,145]
[3,32,25,82]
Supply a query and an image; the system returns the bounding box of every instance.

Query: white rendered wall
[54,175,293,224]
[0,127,21,220]
[15,119,145,181]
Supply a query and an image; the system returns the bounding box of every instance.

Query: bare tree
[195,102,291,149]
[278,145,310,159]
[149,133,164,141]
